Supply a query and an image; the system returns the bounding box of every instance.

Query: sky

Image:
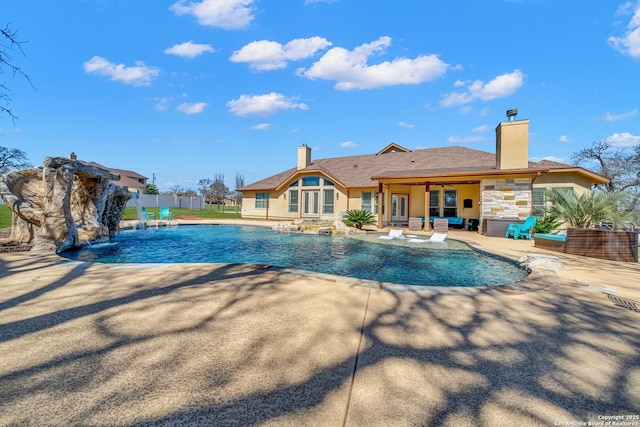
[2,0,640,192]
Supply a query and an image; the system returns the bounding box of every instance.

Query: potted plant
[545,188,637,262]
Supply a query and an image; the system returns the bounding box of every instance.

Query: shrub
[532,213,562,234]
[342,209,376,229]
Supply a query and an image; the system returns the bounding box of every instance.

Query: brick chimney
[496,109,529,170]
[297,144,311,170]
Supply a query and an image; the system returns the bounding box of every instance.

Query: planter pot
[565,228,639,263]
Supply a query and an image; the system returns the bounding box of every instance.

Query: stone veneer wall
[480,178,532,229]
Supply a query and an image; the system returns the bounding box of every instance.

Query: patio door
[302,190,319,216]
[391,194,408,222]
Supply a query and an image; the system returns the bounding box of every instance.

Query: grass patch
[0,205,12,229]
[0,205,242,230]
[122,206,242,220]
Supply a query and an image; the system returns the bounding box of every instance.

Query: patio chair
[378,229,405,240]
[141,207,154,221]
[433,218,449,233]
[505,215,537,240]
[408,232,448,243]
[159,206,173,220]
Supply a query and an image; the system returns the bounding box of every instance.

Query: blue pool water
[61,225,528,287]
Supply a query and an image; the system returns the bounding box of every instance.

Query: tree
[1,23,32,123]
[145,183,159,195]
[209,173,229,210]
[0,145,30,174]
[572,140,640,214]
[197,178,212,203]
[168,185,184,196]
[234,173,244,214]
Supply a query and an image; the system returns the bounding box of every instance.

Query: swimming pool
[61,225,528,287]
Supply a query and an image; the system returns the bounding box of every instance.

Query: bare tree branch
[1,23,33,123]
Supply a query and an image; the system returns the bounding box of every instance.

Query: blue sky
[2,0,639,192]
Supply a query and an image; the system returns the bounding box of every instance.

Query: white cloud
[177,102,208,114]
[608,1,640,58]
[440,70,525,107]
[297,36,450,90]
[472,124,489,132]
[252,123,272,130]
[606,131,640,147]
[340,141,358,148]
[530,155,566,163]
[83,56,160,86]
[230,37,332,71]
[227,92,308,116]
[164,41,215,58]
[153,97,171,111]
[559,135,571,142]
[603,108,638,122]
[170,0,256,30]
[446,135,486,143]
[398,121,415,128]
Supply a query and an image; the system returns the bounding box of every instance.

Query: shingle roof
[84,161,147,189]
[239,146,607,191]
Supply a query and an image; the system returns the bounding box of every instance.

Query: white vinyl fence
[126,194,205,210]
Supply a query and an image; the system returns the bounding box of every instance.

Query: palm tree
[546,187,628,229]
[342,209,376,229]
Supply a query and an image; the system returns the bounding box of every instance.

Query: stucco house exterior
[238,113,608,233]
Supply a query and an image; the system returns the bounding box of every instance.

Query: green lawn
[0,205,242,230]
[0,205,12,229]
[122,206,241,220]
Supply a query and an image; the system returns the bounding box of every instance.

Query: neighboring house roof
[239,146,609,191]
[84,161,148,189]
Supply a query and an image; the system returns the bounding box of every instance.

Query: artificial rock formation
[0,157,131,252]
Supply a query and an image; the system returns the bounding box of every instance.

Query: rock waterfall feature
[0,157,131,252]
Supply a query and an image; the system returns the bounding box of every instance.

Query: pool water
[61,225,528,287]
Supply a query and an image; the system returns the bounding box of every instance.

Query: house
[238,112,609,233]
[69,153,149,194]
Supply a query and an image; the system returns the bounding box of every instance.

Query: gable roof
[239,145,609,191]
[376,143,411,155]
[84,161,148,189]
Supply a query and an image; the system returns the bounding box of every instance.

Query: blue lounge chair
[159,206,173,220]
[505,215,537,240]
[141,207,154,220]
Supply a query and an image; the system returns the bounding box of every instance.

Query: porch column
[424,182,430,231]
[377,182,383,229]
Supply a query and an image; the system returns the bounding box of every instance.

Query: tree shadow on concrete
[1,257,639,426]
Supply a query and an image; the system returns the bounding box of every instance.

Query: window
[323,179,334,186]
[323,189,334,214]
[533,188,546,217]
[536,186,573,219]
[302,176,320,186]
[289,180,299,187]
[443,189,457,217]
[429,190,440,216]
[255,192,269,209]
[288,189,298,213]
[362,191,380,214]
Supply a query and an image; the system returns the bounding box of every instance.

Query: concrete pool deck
[1,220,639,426]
